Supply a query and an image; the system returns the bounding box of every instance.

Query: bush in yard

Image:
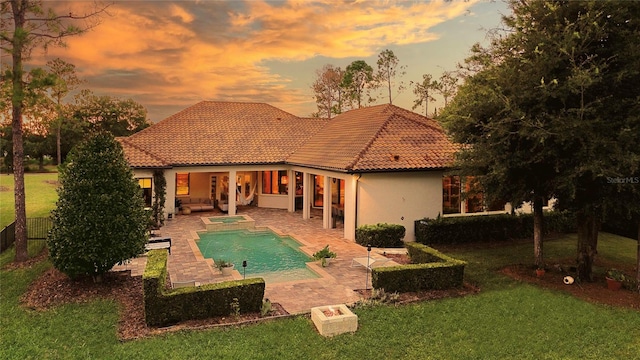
[47,131,148,282]
[356,223,405,248]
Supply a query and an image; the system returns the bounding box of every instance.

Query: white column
[323,175,331,229]
[165,170,177,219]
[343,175,357,240]
[229,170,237,215]
[303,172,310,220]
[287,169,295,212]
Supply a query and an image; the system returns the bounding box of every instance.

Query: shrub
[143,250,265,327]
[356,223,405,248]
[47,132,148,281]
[371,242,465,293]
[414,210,575,245]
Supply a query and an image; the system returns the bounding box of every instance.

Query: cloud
[33,0,477,121]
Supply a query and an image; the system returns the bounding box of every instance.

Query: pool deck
[115,206,399,314]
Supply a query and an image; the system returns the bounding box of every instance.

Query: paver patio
[116,206,399,314]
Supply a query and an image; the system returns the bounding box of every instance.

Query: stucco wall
[357,171,443,241]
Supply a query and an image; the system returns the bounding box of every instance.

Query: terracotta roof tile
[117,137,170,168]
[122,102,456,172]
[124,101,328,167]
[287,104,456,172]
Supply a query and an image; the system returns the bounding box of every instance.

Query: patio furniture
[178,197,215,213]
[350,256,392,271]
[146,236,172,254]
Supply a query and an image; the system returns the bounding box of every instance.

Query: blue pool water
[196,229,318,282]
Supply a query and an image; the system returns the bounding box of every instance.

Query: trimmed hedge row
[414,210,575,245]
[371,242,465,293]
[355,223,405,248]
[143,250,265,327]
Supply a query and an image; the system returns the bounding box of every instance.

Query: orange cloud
[31,0,478,120]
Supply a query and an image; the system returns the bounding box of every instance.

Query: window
[262,170,288,195]
[443,175,506,214]
[138,178,152,207]
[176,173,189,195]
[465,177,484,213]
[442,175,461,214]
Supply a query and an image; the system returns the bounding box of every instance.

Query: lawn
[0,171,59,228]
[1,173,638,359]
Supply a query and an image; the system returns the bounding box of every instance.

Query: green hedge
[414,210,575,245]
[371,242,465,293]
[143,250,265,327]
[356,223,405,248]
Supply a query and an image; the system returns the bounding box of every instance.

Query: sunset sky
[23,0,509,122]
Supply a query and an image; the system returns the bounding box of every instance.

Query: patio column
[343,175,357,240]
[229,170,237,215]
[287,169,295,212]
[303,172,311,220]
[166,170,177,218]
[323,175,331,229]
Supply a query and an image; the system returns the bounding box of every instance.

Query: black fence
[0,217,52,253]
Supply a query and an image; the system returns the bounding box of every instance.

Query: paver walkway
[116,206,400,314]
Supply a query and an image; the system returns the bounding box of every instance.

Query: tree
[341,60,375,109]
[47,131,148,282]
[72,90,150,136]
[311,64,344,119]
[436,71,459,108]
[46,58,82,165]
[376,49,406,104]
[0,0,108,262]
[440,1,640,277]
[411,74,438,117]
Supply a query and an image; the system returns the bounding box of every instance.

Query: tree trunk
[576,210,597,282]
[11,1,28,262]
[12,107,28,262]
[533,196,544,268]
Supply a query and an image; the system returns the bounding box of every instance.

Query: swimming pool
[196,228,318,283]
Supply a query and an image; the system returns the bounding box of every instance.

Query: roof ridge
[119,137,171,167]
[386,104,444,132]
[345,104,395,171]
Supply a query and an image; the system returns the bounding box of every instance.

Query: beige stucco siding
[357,171,443,241]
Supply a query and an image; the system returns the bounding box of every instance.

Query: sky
[18,0,510,122]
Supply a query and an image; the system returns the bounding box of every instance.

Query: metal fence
[0,218,52,253]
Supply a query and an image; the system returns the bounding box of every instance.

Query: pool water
[208,216,247,223]
[197,229,318,283]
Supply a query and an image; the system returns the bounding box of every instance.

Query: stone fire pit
[310,304,358,337]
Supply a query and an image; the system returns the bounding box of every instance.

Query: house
[119,101,463,241]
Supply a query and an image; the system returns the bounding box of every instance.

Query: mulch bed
[500,263,639,310]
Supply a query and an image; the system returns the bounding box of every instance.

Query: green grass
[1,233,638,359]
[0,172,59,228]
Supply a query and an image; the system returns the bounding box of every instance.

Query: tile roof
[123,101,328,166]
[122,101,456,172]
[117,137,170,168]
[287,104,457,172]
